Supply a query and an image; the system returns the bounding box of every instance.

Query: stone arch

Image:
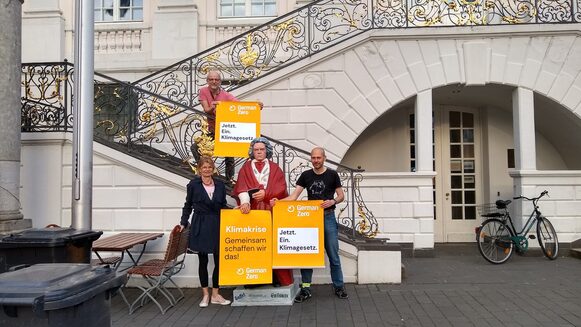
[247,28,581,162]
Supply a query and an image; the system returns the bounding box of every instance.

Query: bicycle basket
[476,203,505,219]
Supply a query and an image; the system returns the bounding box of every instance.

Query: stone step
[570,248,581,260]
[231,282,300,306]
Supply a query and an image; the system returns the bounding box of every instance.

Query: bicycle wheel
[537,216,559,260]
[477,218,514,264]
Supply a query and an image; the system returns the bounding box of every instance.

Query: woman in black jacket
[180,156,230,307]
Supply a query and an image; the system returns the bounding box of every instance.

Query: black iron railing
[21,61,74,132]
[20,62,378,239]
[133,0,581,125]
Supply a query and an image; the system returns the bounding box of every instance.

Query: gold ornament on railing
[194,120,215,158]
[357,206,378,238]
[240,34,259,68]
[187,117,216,174]
[204,51,221,63]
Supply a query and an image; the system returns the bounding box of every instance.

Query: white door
[434,107,482,242]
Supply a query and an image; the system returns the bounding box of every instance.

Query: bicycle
[475,190,558,264]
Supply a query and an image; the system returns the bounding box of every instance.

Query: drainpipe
[71,0,94,230]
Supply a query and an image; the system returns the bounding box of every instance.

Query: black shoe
[334,287,348,299]
[294,287,312,303]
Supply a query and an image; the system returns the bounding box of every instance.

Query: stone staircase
[570,239,581,259]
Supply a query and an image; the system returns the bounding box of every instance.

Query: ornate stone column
[0,0,32,232]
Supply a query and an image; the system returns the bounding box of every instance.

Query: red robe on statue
[234,160,287,210]
[233,159,294,286]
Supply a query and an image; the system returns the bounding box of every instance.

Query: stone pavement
[111,246,581,326]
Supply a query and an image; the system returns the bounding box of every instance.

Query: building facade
[19,0,581,284]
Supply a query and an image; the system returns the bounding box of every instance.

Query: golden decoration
[240,34,259,67]
[184,116,216,174]
[194,119,215,158]
[152,103,177,116]
[357,206,378,238]
[273,18,294,31]
[204,52,221,63]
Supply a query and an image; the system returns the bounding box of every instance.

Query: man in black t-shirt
[271,147,348,302]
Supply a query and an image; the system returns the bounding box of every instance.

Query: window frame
[94,0,144,23]
[218,0,277,18]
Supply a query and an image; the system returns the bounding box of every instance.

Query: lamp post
[71,0,95,230]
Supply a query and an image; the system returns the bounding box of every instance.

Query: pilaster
[0,0,32,231]
[415,89,433,172]
[152,0,199,61]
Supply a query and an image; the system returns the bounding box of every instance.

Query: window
[95,0,143,22]
[220,0,276,17]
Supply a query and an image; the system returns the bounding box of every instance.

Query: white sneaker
[199,295,209,308]
[211,296,231,305]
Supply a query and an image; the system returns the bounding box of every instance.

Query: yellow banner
[272,200,325,269]
[218,209,272,286]
[214,101,261,157]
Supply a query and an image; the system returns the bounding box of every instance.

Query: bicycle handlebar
[513,190,549,202]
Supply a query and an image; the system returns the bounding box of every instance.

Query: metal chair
[126,225,190,314]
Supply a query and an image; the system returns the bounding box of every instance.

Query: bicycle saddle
[495,199,511,209]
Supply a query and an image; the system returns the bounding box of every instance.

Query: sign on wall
[214,101,261,157]
[272,200,325,269]
[218,209,272,286]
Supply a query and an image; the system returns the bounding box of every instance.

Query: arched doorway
[342,84,581,243]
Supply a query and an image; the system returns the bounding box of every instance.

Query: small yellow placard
[214,101,261,158]
[272,200,325,269]
[218,209,272,286]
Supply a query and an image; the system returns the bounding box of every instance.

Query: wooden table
[93,232,164,271]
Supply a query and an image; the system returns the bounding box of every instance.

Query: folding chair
[126,225,190,314]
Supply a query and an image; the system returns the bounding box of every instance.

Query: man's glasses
[207,78,221,81]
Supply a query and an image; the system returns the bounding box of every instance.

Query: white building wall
[483,106,517,202]
[20,133,66,228]
[341,107,411,172]
[359,173,435,248]
[510,171,581,244]
[21,0,65,62]
[482,106,569,202]
[20,133,188,231]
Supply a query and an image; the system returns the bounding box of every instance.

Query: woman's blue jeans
[299,210,344,289]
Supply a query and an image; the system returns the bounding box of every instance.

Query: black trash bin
[0,263,126,327]
[0,227,103,273]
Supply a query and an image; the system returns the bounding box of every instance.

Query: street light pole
[71,0,95,230]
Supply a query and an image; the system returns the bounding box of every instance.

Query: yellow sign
[214,101,261,157]
[272,200,324,269]
[219,209,272,286]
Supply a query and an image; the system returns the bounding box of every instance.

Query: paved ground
[111,247,581,326]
